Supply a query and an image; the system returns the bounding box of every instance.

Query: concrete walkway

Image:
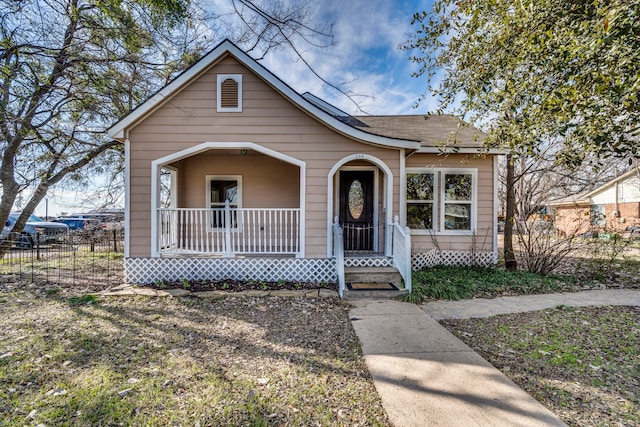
[422,289,640,320]
[349,289,640,427]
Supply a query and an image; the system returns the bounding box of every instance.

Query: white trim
[299,163,306,259]
[326,154,394,257]
[107,40,420,150]
[400,149,406,227]
[169,168,178,208]
[338,166,379,253]
[493,155,499,263]
[150,141,306,257]
[439,168,478,235]
[405,168,438,233]
[583,168,639,199]
[404,167,478,236]
[159,164,178,208]
[151,154,160,257]
[206,175,243,232]
[415,147,507,154]
[124,139,131,257]
[216,74,242,112]
[206,175,243,208]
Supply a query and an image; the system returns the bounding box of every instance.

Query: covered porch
[150,142,306,258]
[158,203,301,257]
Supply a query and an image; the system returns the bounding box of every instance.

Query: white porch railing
[333,216,345,298]
[158,203,301,256]
[392,215,412,292]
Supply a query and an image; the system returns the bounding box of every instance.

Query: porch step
[344,266,402,286]
[343,265,406,299]
[342,288,409,300]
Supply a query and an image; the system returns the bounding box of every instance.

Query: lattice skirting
[412,250,496,270]
[124,257,337,284]
[344,257,394,268]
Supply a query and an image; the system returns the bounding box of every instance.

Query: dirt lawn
[0,292,390,426]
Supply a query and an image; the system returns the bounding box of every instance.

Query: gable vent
[217,74,242,112]
[220,79,238,108]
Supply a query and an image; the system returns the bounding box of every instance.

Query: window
[217,74,242,112]
[442,173,473,231]
[590,204,606,226]
[405,168,477,234]
[406,171,436,230]
[207,175,242,228]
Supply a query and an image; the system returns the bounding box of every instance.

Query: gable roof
[547,168,640,206]
[582,168,639,199]
[108,39,491,153]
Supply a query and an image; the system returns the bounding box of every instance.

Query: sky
[258,0,437,115]
[33,0,437,217]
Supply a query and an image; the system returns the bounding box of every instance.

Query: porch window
[406,171,435,230]
[217,74,242,112]
[207,175,242,228]
[405,168,477,234]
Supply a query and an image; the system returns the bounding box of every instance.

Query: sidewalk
[421,289,640,320]
[350,290,640,426]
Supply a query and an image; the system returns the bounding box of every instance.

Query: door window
[348,180,364,220]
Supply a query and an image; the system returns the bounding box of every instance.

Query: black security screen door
[339,170,374,252]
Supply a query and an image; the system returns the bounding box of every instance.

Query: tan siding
[406,153,496,252]
[178,154,299,209]
[127,56,401,257]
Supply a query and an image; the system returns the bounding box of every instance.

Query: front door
[339,170,375,252]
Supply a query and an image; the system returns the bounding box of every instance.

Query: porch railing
[158,203,301,256]
[333,217,345,298]
[392,215,412,292]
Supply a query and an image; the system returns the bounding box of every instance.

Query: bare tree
[0,0,337,258]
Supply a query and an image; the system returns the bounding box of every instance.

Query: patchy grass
[404,266,591,303]
[0,292,389,426]
[67,294,100,306]
[441,306,640,427]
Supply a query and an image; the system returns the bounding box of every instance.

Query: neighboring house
[548,169,640,236]
[107,39,502,296]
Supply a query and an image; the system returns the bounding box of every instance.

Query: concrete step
[344,266,402,285]
[343,288,409,300]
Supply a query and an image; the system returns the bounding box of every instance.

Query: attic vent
[221,79,238,108]
[217,74,242,112]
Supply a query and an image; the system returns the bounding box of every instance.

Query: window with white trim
[216,74,242,112]
[406,171,436,230]
[206,175,242,228]
[405,168,477,234]
[442,172,473,231]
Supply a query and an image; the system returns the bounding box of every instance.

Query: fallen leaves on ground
[441,306,640,427]
[0,292,390,426]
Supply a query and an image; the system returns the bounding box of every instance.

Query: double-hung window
[405,168,477,234]
[442,172,473,231]
[406,170,436,230]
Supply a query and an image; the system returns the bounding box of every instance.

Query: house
[107,39,502,296]
[548,169,640,236]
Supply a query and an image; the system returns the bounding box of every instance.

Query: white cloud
[249,0,438,115]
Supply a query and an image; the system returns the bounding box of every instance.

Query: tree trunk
[504,153,518,271]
